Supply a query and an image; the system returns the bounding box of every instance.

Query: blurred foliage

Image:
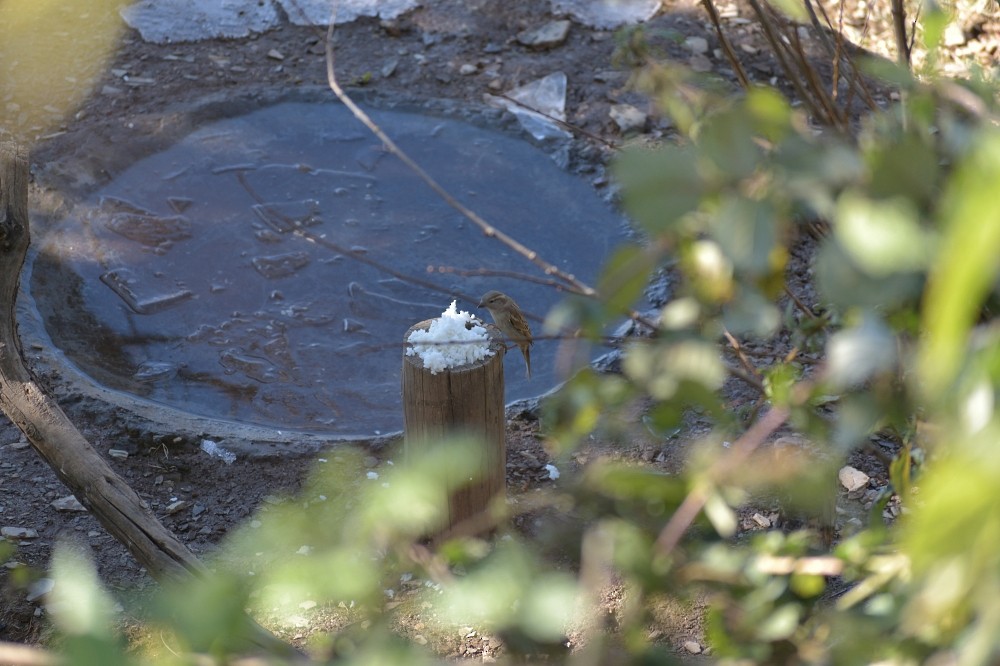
[29,1,1000,664]
[0,0,128,141]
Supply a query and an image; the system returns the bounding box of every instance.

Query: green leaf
[826,313,897,389]
[866,131,940,208]
[835,192,931,276]
[699,106,761,180]
[790,572,826,599]
[0,0,129,139]
[766,0,808,22]
[614,145,705,234]
[756,603,802,641]
[709,197,780,275]
[889,446,912,498]
[705,490,738,538]
[722,287,781,337]
[598,243,657,315]
[815,238,923,310]
[919,130,1000,397]
[764,363,798,406]
[745,86,793,143]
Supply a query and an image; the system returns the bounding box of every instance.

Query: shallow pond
[31,101,624,437]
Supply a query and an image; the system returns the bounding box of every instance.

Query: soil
[0,0,991,661]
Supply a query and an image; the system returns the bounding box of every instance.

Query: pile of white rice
[406,301,494,374]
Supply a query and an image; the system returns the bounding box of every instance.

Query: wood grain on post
[403,319,506,537]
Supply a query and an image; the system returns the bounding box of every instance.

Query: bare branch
[323,20,597,298]
[701,0,752,89]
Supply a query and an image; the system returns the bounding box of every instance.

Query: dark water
[31,102,622,435]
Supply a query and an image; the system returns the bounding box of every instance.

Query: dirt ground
[0,0,993,660]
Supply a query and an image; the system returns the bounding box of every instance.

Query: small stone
[2,526,39,540]
[26,578,54,602]
[838,465,870,492]
[683,640,702,654]
[414,635,428,645]
[51,496,87,512]
[684,36,709,54]
[740,43,759,54]
[380,19,406,36]
[751,512,771,528]
[299,600,318,610]
[459,63,478,75]
[10,440,30,451]
[609,104,647,133]
[108,449,129,459]
[516,20,571,49]
[381,58,399,78]
[689,54,713,73]
[267,49,285,61]
[165,500,190,515]
[943,23,966,47]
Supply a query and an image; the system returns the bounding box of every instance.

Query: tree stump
[402,320,506,537]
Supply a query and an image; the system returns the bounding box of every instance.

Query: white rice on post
[406,301,495,374]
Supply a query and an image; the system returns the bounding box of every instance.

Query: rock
[381,58,399,78]
[267,49,285,61]
[838,465,870,492]
[751,512,771,528]
[552,0,661,28]
[108,449,129,459]
[10,440,30,451]
[689,54,713,73]
[51,495,87,512]
[459,63,478,75]
[165,500,191,515]
[488,72,571,140]
[516,20,571,49]
[684,36,709,54]
[26,578,54,603]
[943,23,966,47]
[2,526,39,540]
[683,640,702,654]
[609,103,647,133]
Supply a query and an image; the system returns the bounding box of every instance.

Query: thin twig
[890,0,912,68]
[490,92,620,150]
[744,0,831,124]
[700,0,752,89]
[428,265,579,291]
[789,27,848,131]
[323,23,597,299]
[783,284,818,320]
[812,0,879,111]
[723,328,763,382]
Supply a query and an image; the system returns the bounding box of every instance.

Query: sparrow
[478,290,533,378]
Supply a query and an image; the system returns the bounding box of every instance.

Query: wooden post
[402,320,506,537]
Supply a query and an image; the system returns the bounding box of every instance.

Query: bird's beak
[477,298,485,308]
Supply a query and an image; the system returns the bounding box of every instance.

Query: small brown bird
[478,290,533,378]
